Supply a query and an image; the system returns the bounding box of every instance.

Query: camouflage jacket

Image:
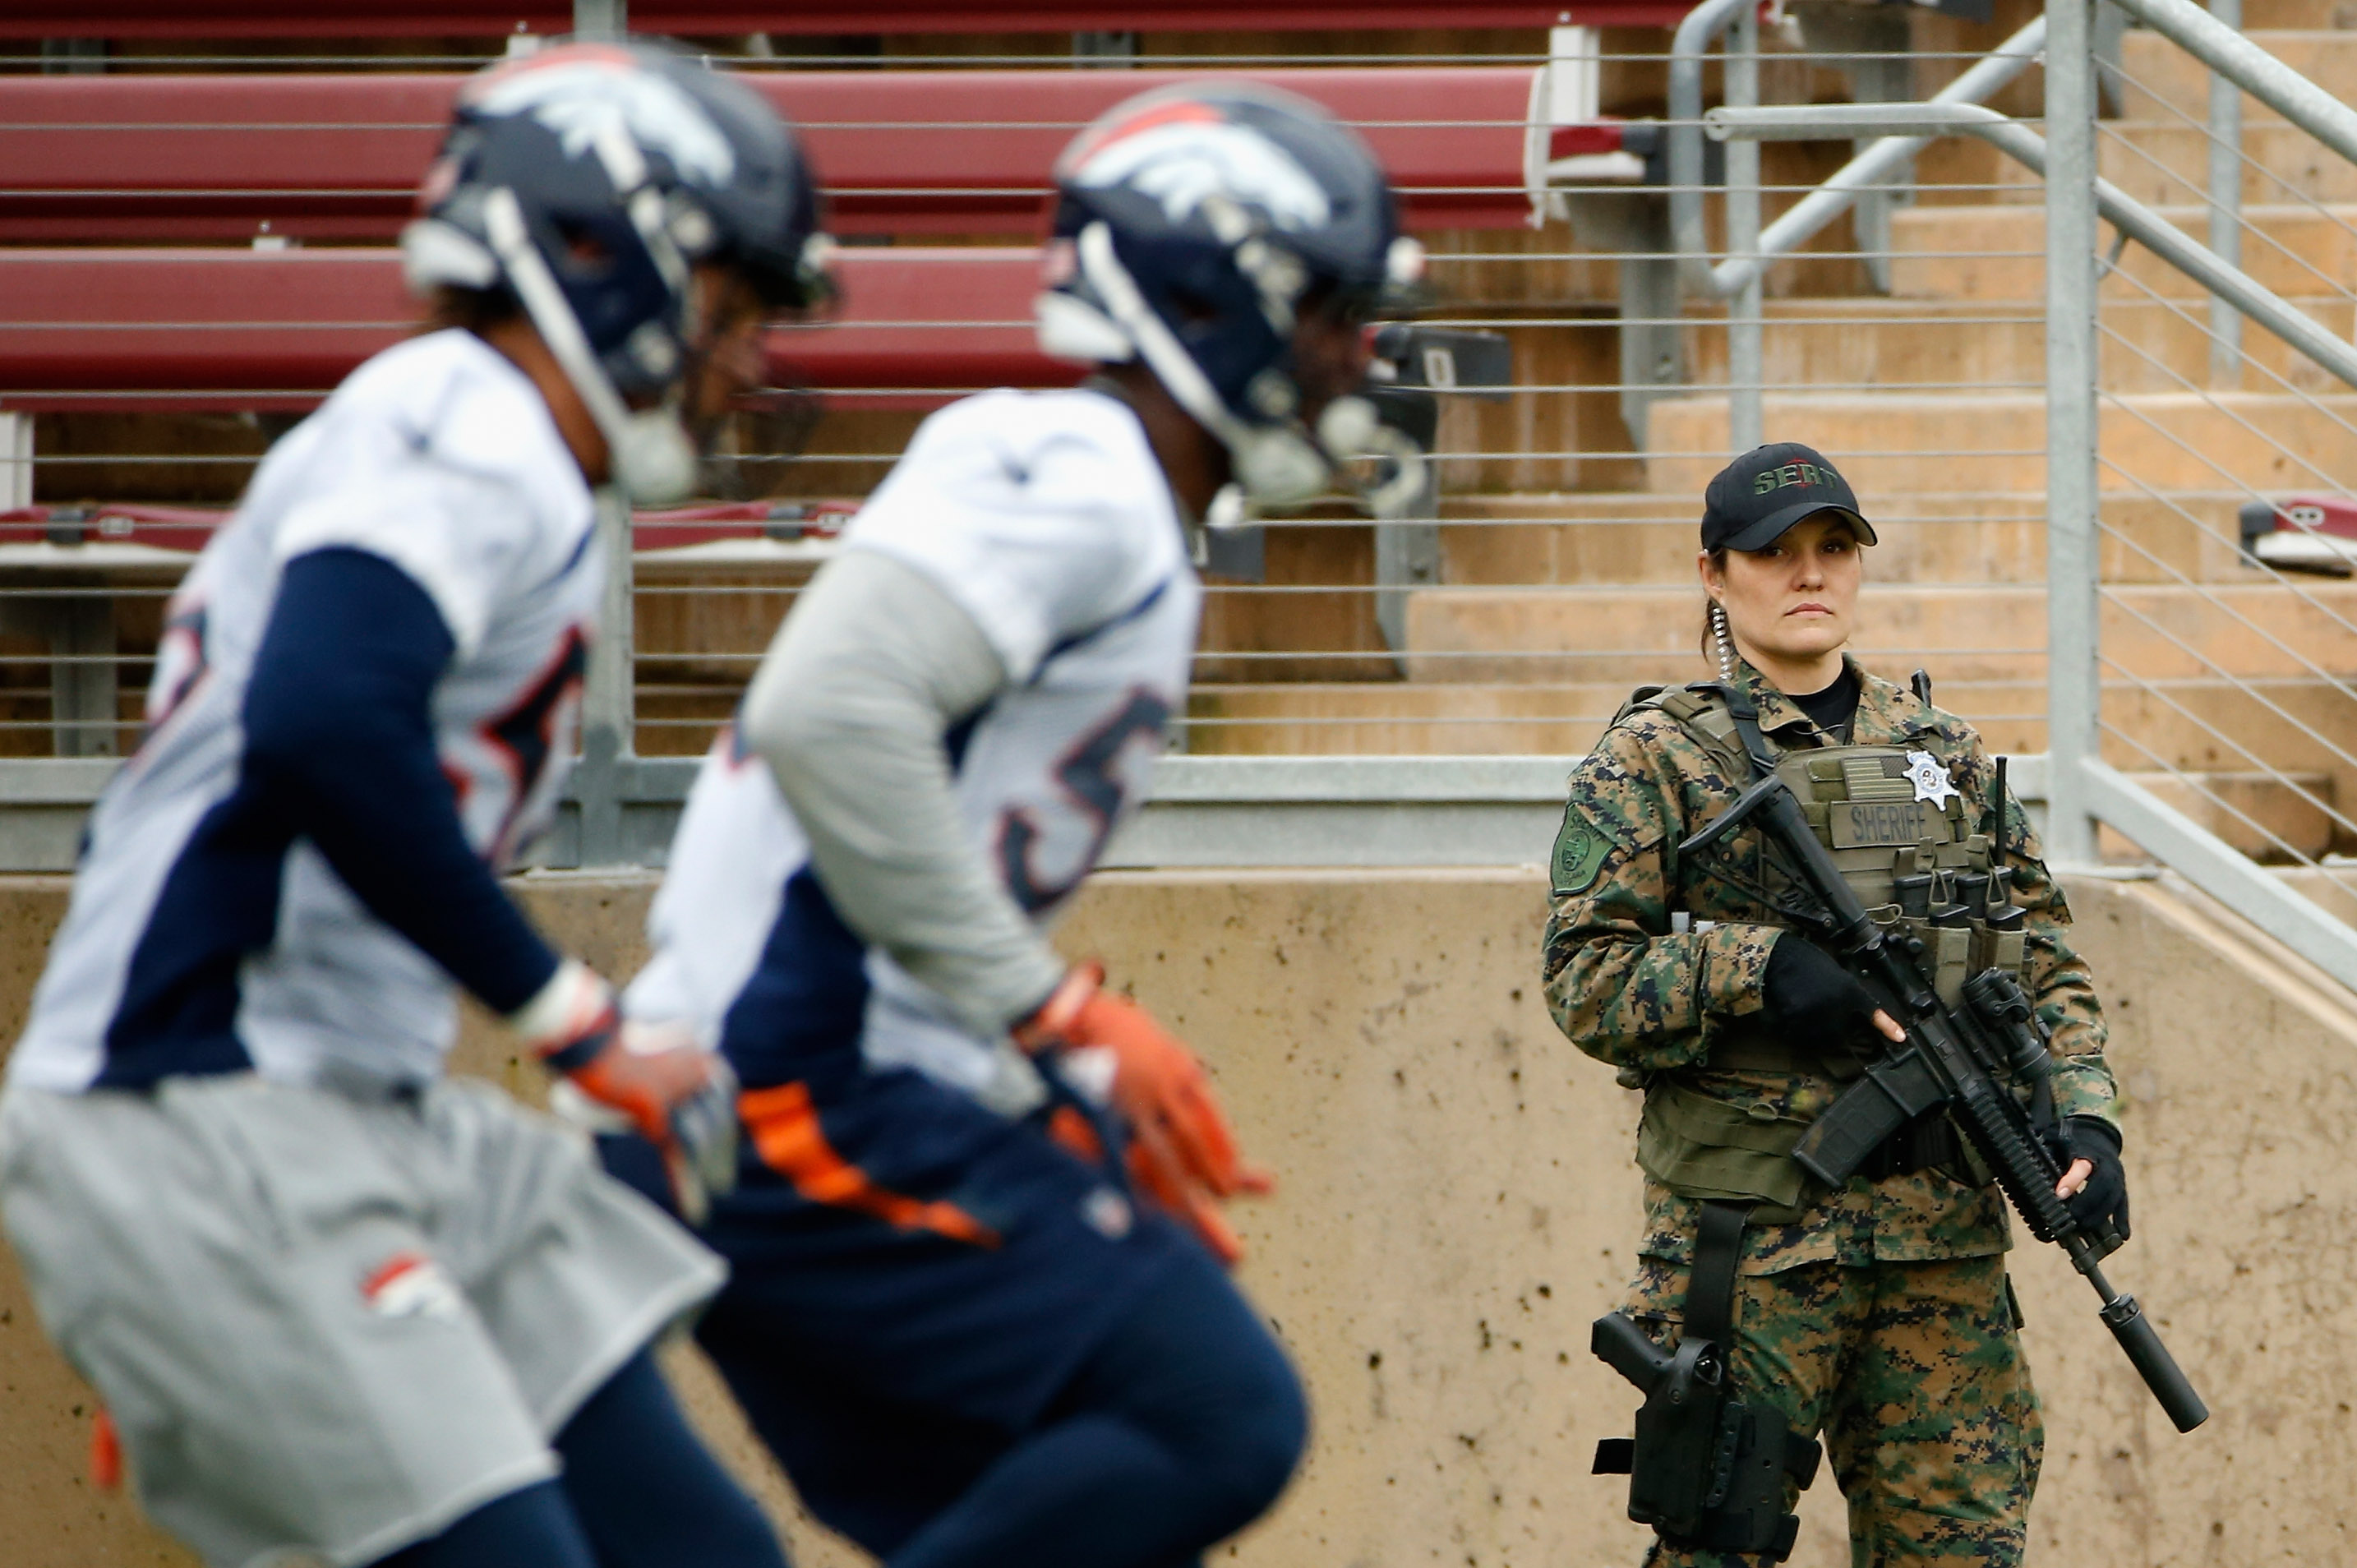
[1541,657,2117,1273]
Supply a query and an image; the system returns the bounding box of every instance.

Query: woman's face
[1702,512,1864,668]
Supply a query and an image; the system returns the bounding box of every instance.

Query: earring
[1711,602,1736,682]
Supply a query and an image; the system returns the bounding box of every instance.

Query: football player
[0,44,831,1568]
[613,82,1423,1568]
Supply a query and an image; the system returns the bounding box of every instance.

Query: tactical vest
[1617,680,2032,1212]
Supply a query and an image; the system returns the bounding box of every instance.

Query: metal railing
[10,28,2046,804]
[11,0,2357,1006]
[1700,0,2357,990]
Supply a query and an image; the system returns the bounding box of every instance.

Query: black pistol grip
[1592,1311,1674,1394]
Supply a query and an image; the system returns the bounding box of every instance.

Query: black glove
[1760,933,1884,1045]
[2061,1115,2130,1242]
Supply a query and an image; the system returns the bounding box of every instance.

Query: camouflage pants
[1620,1252,2040,1568]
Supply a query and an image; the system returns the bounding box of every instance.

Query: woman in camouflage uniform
[1543,443,2131,1567]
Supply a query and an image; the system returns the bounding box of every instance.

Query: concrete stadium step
[2135,768,2341,860]
[1642,391,2357,498]
[1180,693,2357,857]
[1987,121,2357,206]
[1180,679,2050,757]
[1400,582,2357,685]
[1889,204,2357,302]
[2106,676,2357,769]
[1438,491,2258,586]
[634,685,740,757]
[1183,681,1622,756]
[2241,0,2357,27]
[1182,668,2357,770]
[1682,296,2357,398]
[1186,674,2357,851]
[1429,321,1642,496]
[2115,29,2357,122]
[1423,228,1618,310]
[2271,862,2357,923]
[2099,293,2357,396]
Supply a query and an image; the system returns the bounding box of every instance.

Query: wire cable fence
[0,29,2068,778]
[12,16,2357,914]
[2064,39,2357,897]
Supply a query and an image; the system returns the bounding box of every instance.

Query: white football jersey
[625,387,1201,1100]
[10,330,600,1095]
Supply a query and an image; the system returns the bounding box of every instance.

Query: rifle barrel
[2076,1247,2210,1432]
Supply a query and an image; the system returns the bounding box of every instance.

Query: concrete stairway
[1185,16,2357,865]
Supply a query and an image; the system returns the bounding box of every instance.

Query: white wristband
[505,957,612,1056]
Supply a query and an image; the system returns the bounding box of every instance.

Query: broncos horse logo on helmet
[1038,81,1427,514]
[401,42,835,503]
[1063,98,1335,231]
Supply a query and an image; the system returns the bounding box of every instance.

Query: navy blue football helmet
[1038,81,1426,512]
[401,42,833,502]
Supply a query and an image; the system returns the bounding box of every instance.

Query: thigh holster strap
[1590,1201,1820,1564]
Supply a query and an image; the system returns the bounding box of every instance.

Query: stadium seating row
[0,14,1641,763]
[0,67,1575,242]
[0,2,1690,39]
[0,247,1054,408]
[0,62,1637,406]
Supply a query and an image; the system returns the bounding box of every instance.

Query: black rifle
[1680,769,2210,1433]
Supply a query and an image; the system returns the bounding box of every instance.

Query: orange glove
[90,1405,122,1492]
[1017,962,1272,1263]
[514,959,740,1224]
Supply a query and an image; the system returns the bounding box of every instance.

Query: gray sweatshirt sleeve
[737,546,1069,1036]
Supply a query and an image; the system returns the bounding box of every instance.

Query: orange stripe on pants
[740,1081,1000,1247]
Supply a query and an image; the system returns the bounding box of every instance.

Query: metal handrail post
[1726,2,1763,452]
[1710,16,2047,297]
[2046,0,2103,867]
[577,489,635,865]
[2208,0,2244,387]
[1673,4,2046,321]
[1667,0,1752,294]
[571,0,632,864]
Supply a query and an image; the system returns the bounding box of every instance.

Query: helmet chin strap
[481,187,700,504]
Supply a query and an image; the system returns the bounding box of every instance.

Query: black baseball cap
[1700,442,1878,553]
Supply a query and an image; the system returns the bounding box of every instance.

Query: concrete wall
[0,869,2349,1567]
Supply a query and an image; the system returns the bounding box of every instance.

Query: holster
[1592,1201,1821,1563]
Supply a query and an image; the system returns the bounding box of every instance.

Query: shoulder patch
[1550,805,1617,897]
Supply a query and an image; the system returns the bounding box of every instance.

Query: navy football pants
[372,1349,786,1568]
[701,1237,1308,1568]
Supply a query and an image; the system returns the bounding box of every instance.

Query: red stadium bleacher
[0,246,1059,410]
[0,2,1686,39]
[0,67,1575,242]
[0,58,1638,409]
[0,500,855,556]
